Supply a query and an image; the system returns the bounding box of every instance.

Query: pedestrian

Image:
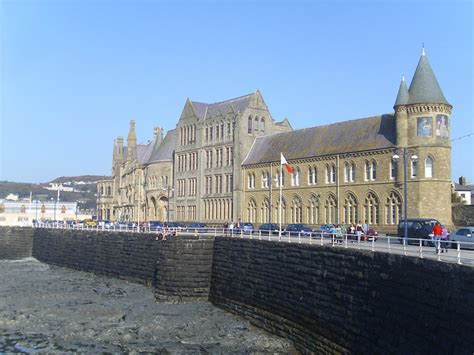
[223,221,228,236]
[441,225,449,253]
[432,222,443,254]
[229,221,234,236]
[356,221,363,243]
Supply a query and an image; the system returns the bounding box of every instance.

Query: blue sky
[1,0,472,183]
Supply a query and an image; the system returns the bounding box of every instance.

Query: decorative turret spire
[407,50,449,105]
[127,120,137,160]
[394,75,409,107]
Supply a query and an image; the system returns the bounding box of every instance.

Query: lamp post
[163,185,174,225]
[393,148,418,240]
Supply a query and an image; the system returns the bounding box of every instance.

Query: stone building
[98,90,291,224]
[242,50,452,233]
[98,50,452,232]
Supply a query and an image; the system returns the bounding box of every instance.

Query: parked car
[361,228,378,241]
[450,227,474,250]
[187,222,208,232]
[285,224,313,236]
[149,221,164,231]
[315,224,334,234]
[398,218,440,246]
[259,223,280,235]
[84,219,97,227]
[165,222,186,230]
[235,222,254,234]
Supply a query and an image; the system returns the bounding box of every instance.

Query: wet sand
[0,258,296,353]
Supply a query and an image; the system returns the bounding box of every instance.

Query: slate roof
[407,53,449,105]
[242,114,396,166]
[147,129,176,164]
[191,93,253,119]
[137,143,154,164]
[394,77,409,107]
[454,183,474,192]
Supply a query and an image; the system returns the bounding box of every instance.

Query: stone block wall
[0,227,34,260]
[210,237,474,354]
[32,229,162,285]
[155,235,215,303]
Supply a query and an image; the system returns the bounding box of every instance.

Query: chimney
[459,176,466,186]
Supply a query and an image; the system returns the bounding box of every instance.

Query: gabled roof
[147,129,176,164]
[408,52,449,105]
[190,93,253,120]
[242,114,396,166]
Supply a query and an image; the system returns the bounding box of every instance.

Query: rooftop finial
[402,75,405,82]
[422,43,425,56]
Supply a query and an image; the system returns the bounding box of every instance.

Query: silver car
[450,227,474,250]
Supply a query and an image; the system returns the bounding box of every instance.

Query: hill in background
[0,175,110,210]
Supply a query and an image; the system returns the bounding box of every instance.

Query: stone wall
[32,229,161,285]
[210,237,474,354]
[155,235,215,303]
[453,204,474,226]
[0,227,34,260]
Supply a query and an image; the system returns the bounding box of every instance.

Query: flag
[280,153,293,174]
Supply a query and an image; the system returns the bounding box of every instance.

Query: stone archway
[158,196,168,222]
[149,197,157,220]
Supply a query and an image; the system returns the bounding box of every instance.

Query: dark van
[397,218,439,245]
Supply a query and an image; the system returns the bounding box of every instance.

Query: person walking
[356,221,363,243]
[432,222,443,254]
[441,225,449,253]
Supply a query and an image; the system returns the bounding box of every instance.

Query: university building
[98,50,452,232]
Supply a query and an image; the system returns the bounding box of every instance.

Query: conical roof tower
[407,48,449,105]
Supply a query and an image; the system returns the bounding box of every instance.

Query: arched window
[274,198,287,225]
[390,159,397,180]
[344,162,350,182]
[260,118,265,132]
[308,166,317,185]
[371,161,377,180]
[351,162,356,182]
[261,171,269,188]
[254,117,259,132]
[291,195,303,223]
[326,164,336,183]
[364,192,379,225]
[291,167,300,186]
[215,123,220,140]
[261,198,270,223]
[385,191,402,225]
[307,195,320,225]
[365,161,370,181]
[425,156,433,178]
[247,198,257,223]
[248,116,253,134]
[343,193,358,224]
[325,194,337,224]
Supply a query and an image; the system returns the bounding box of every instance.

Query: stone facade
[98,51,453,231]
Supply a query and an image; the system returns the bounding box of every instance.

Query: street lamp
[163,185,174,225]
[392,148,418,240]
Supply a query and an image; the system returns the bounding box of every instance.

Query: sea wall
[0,227,34,260]
[210,237,474,354]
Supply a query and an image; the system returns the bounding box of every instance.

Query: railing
[31,223,474,266]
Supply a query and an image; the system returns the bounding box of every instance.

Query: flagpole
[269,165,272,226]
[279,162,282,240]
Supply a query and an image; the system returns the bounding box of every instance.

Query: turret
[394,76,409,147]
[112,137,124,177]
[127,120,137,161]
[153,127,164,146]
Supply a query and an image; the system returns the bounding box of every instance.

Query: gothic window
[220,122,224,140]
[205,126,209,142]
[344,162,350,182]
[274,198,287,225]
[308,166,317,185]
[216,123,220,140]
[343,193,358,224]
[291,167,300,186]
[261,198,270,224]
[254,117,259,132]
[247,198,257,223]
[262,171,269,188]
[326,164,336,183]
[425,156,433,178]
[371,161,377,180]
[325,194,337,224]
[248,116,252,134]
[260,117,265,132]
[209,125,213,141]
[351,163,356,182]
[291,195,303,223]
[390,159,397,180]
[364,192,379,225]
[385,191,402,225]
[307,195,320,225]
